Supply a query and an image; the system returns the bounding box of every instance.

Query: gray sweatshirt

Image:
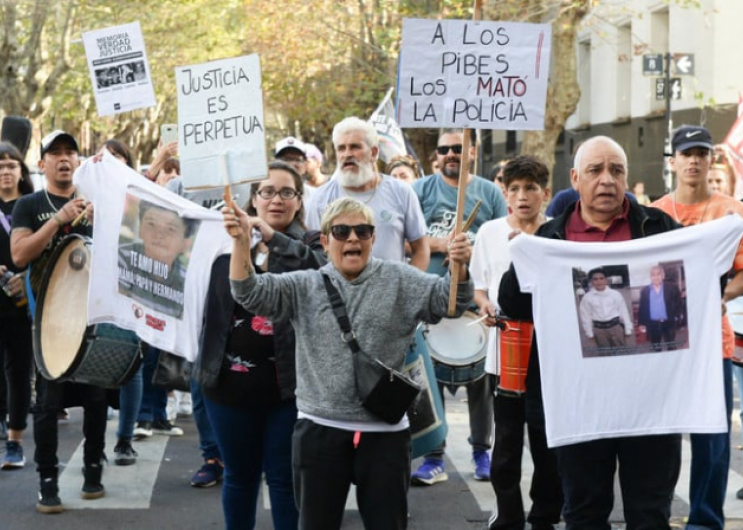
[231,257,473,422]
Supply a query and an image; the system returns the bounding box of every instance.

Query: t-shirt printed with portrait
[508,215,743,447]
[651,192,743,358]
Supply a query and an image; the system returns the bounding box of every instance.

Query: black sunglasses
[330,224,375,241]
[436,144,463,156]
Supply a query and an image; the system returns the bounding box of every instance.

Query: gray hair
[573,136,627,170]
[320,197,375,236]
[332,117,379,150]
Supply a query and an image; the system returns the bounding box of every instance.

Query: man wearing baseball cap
[274,136,307,177]
[652,125,743,529]
[11,130,108,513]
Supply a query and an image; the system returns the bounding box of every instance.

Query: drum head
[38,236,91,379]
[426,311,487,366]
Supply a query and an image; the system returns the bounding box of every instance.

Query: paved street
[2,387,743,529]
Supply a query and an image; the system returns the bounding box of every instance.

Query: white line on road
[57,417,169,510]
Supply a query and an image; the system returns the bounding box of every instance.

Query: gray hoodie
[231,257,473,422]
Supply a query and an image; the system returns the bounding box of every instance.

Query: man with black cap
[10,130,108,513]
[652,125,743,530]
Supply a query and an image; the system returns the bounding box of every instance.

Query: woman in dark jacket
[0,142,33,468]
[197,161,325,530]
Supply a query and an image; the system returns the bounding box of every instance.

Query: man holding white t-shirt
[498,136,685,529]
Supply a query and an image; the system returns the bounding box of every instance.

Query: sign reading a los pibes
[397,19,552,130]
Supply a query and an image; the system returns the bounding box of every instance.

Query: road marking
[57,418,168,509]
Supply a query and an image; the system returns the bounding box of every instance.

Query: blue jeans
[686,358,733,530]
[137,345,168,422]
[117,365,143,440]
[205,397,298,530]
[190,378,220,461]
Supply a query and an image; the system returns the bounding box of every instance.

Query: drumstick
[71,209,87,227]
[467,313,490,326]
[462,200,482,233]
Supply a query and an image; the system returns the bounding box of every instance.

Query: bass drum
[424,311,487,385]
[33,234,141,388]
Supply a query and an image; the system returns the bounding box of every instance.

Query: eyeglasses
[255,187,301,200]
[436,144,463,156]
[329,224,375,241]
[278,155,306,164]
[0,162,20,172]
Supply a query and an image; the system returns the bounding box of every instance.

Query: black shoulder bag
[322,274,421,424]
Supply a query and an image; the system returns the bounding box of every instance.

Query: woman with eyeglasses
[0,142,34,468]
[221,195,473,530]
[199,161,325,530]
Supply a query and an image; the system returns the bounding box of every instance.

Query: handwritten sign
[397,19,552,130]
[81,21,156,117]
[176,54,267,190]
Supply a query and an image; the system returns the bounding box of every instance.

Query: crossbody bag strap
[321,273,362,354]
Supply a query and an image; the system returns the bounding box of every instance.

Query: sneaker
[0,420,7,440]
[36,477,64,514]
[113,439,138,466]
[190,458,224,488]
[411,458,448,486]
[2,441,25,469]
[81,463,105,500]
[473,450,491,481]
[151,419,183,436]
[133,421,153,440]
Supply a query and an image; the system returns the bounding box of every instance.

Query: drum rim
[425,310,488,366]
[33,234,93,382]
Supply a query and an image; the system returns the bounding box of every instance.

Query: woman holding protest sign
[220,193,473,530]
[198,161,325,530]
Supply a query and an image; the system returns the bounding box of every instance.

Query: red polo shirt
[565,199,632,242]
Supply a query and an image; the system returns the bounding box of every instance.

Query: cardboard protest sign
[176,54,267,190]
[397,19,552,130]
[81,21,157,117]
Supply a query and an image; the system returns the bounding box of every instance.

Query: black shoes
[114,438,138,466]
[36,477,64,514]
[81,463,106,500]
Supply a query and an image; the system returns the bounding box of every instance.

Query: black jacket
[498,200,680,427]
[195,221,326,400]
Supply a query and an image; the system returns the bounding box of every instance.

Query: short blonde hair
[320,197,375,235]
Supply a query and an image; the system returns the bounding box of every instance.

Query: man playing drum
[411,129,508,484]
[10,130,108,513]
[470,155,563,530]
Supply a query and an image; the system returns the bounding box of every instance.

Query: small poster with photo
[82,21,157,116]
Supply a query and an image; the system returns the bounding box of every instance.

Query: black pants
[34,376,108,479]
[646,321,676,351]
[292,419,410,530]
[555,434,681,530]
[0,315,33,431]
[489,393,563,530]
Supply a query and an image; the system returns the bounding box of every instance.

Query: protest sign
[81,21,157,117]
[176,54,267,190]
[397,19,551,130]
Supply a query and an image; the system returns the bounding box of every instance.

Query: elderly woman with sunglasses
[200,161,326,530]
[222,195,473,530]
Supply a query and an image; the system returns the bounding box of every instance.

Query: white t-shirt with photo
[509,215,743,447]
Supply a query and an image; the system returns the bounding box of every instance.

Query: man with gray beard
[305,117,429,271]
